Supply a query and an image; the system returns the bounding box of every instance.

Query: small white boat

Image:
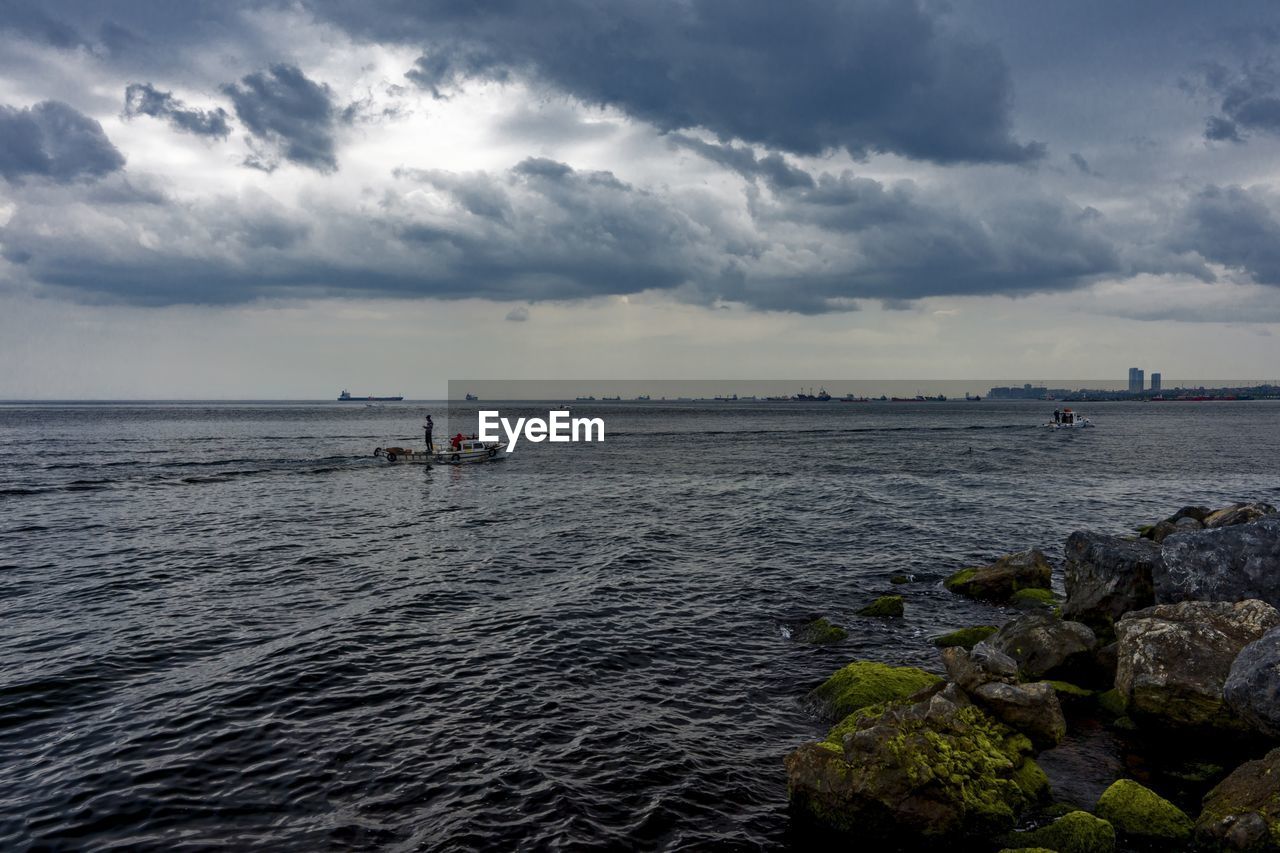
[1044,408,1093,428]
[374,438,507,464]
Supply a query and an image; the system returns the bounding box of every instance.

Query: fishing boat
[1044,408,1093,428]
[374,437,508,464]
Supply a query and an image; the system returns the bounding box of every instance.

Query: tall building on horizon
[1128,367,1144,393]
[1151,372,1162,393]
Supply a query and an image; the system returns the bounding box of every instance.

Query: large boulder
[1095,778,1192,845]
[1225,625,1280,739]
[1156,515,1280,607]
[1062,532,1160,637]
[972,681,1067,748]
[944,550,1052,602]
[1197,746,1280,850]
[1115,599,1280,731]
[786,688,1044,841]
[808,660,942,720]
[989,614,1098,681]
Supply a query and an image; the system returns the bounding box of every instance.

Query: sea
[2,399,1278,851]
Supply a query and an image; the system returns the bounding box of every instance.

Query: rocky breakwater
[785,500,1280,851]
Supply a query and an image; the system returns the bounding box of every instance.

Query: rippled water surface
[2,400,1279,850]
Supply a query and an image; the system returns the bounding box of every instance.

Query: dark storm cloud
[0,101,125,183]
[313,0,1043,165]
[729,172,1123,309]
[1192,60,1280,142]
[0,0,85,48]
[1069,153,1101,177]
[1175,185,1280,285]
[2,154,1142,312]
[0,159,734,306]
[1204,116,1243,143]
[221,64,339,172]
[404,46,510,99]
[669,135,815,191]
[124,83,231,138]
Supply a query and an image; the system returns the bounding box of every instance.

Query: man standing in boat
[424,415,434,451]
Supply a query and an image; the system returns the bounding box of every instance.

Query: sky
[2,0,1280,398]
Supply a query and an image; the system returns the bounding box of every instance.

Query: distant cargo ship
[338,389,404,402]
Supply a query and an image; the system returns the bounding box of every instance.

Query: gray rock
[1156,516,1280,606]
[1171,505,1211,524]
[1063,531,1160,637]
[1115,599,1280,731]
[1174,516,1204,533]
[972,681,1067,748]
[941,642,1019,693]
[989,613,1097,681]
[1204,502,1277,529]
[1225,625,1280,738]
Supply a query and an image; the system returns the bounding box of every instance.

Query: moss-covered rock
[1015,810,1116,853]
[1043,680,1094,699]
[857,595,904,618]
[786,688,1041,841]
[793,617,848,644]
[890,573,912,584]
[1096,688,1127,716]
[1197,746,1280,851]
[1011,757,1051,803]
[1012,587,1060,611]
[808,660,942,720]
[944,550,1052,602]
[1095,778,1192,844]
[931,625,999,649]
[997,848,1057,853]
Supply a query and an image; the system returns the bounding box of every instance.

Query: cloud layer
[0,0,1278,325]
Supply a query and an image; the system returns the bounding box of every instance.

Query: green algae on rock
[1042,680,1094,699]
[931,625,998,649]
[1096,688,1127,717]
[857,595,904,618]
[1010,756,1051,803]
[1095,778,1192,844]
[943,550,1052,602]
[786,687,1042,841]
[1014,810,1116,853]
[1197,745,1280,851]
[808,660,941,719]
[890,573,913,584]
[1011,587,1060,612]
[793,617,847,644]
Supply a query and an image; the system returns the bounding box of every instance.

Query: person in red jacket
[451,432,464,450]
